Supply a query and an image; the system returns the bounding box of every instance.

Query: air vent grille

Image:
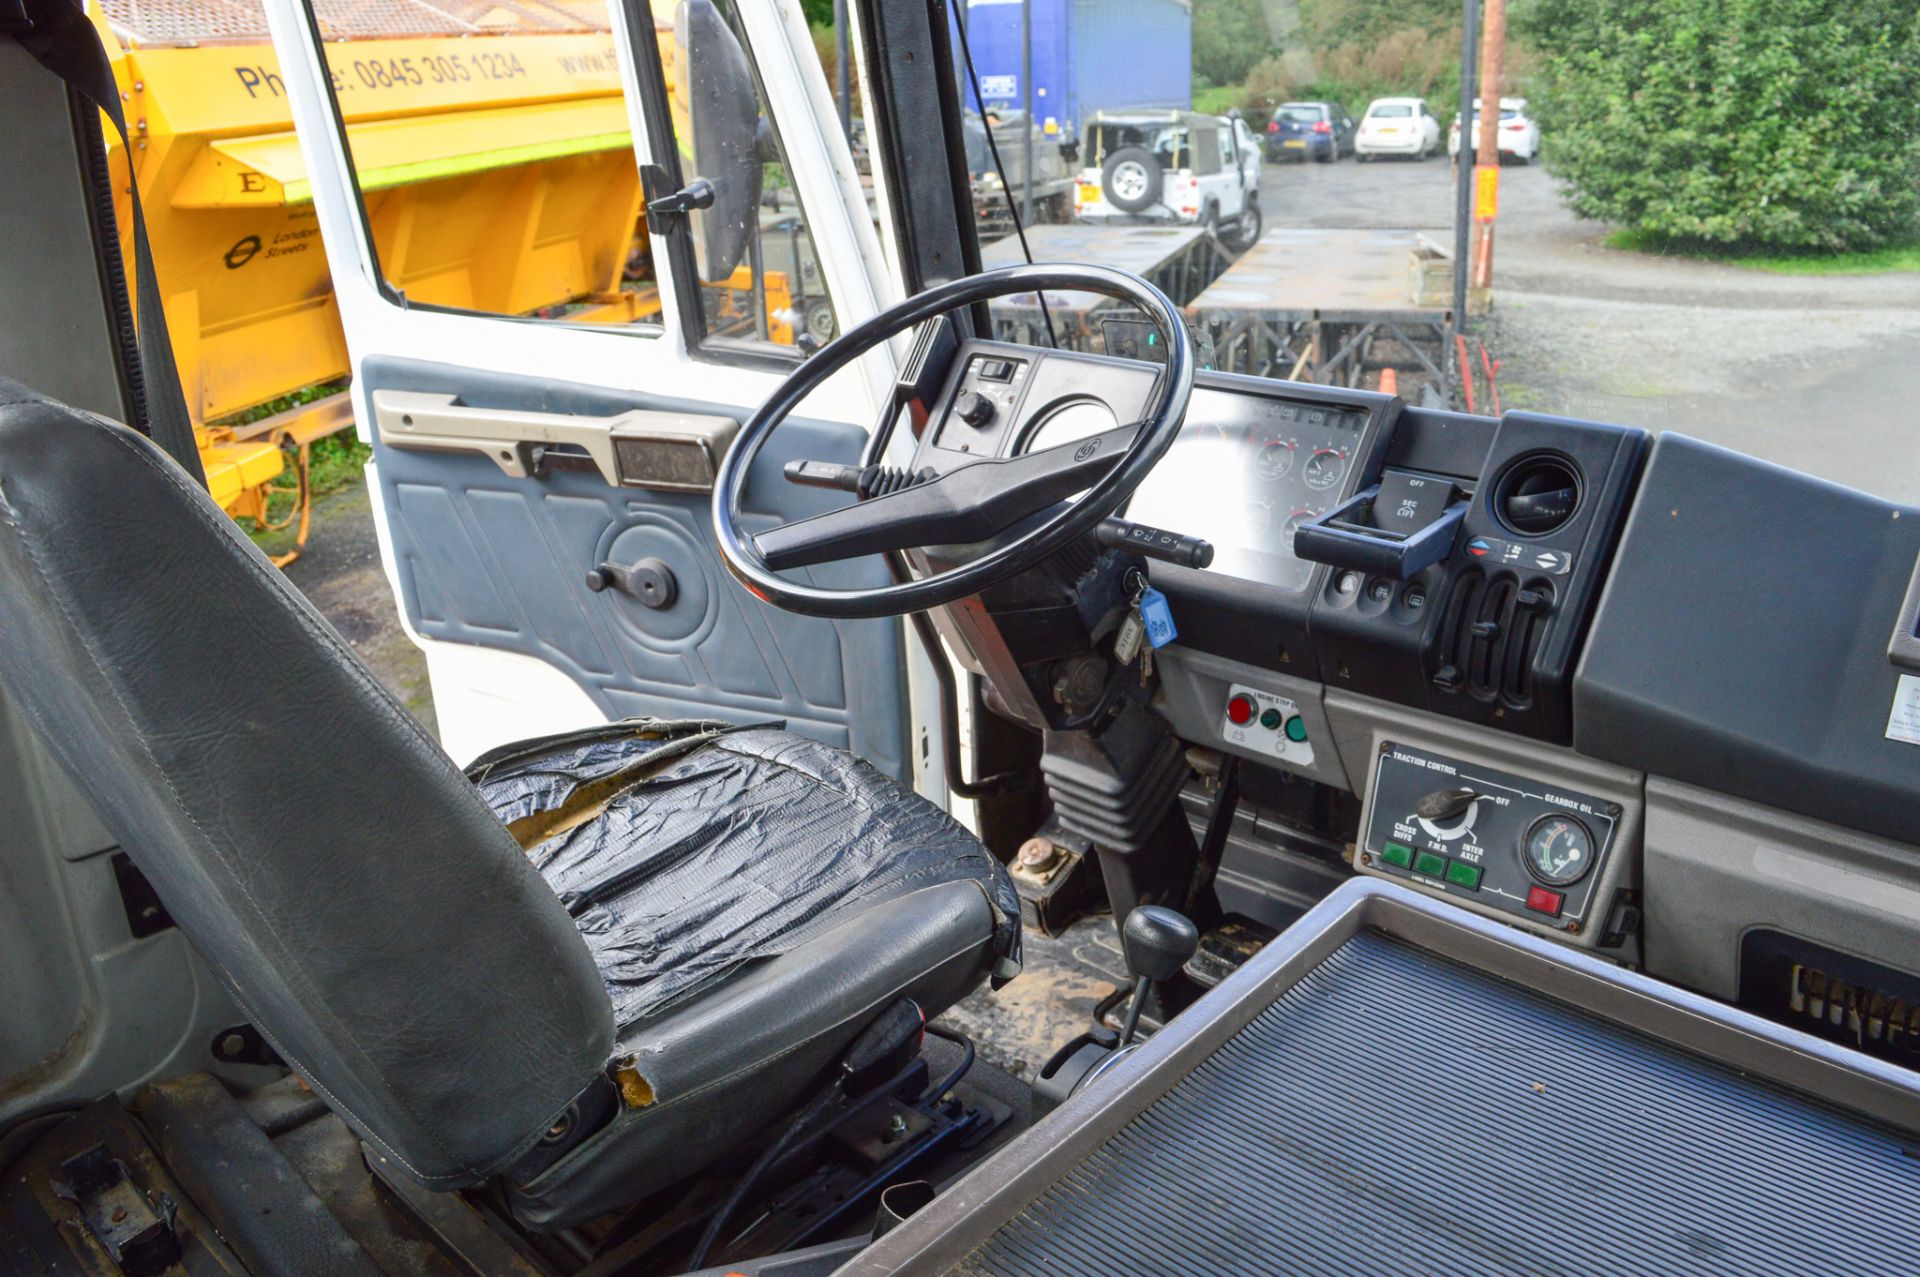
[1740,930,1920,1067]
[1431,569,1552,707]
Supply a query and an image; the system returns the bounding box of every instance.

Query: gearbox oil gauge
[1523,814,1594,886]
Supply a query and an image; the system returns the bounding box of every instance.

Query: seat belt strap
[9,0,207,485]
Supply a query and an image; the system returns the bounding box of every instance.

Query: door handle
[371,390,739,492]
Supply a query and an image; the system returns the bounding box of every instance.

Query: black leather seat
[0,382,1020,1230]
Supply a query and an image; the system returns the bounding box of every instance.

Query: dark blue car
[1265,101,1356,162]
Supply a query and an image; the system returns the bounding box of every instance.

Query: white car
[1449,97,1542,164]
[1074,109,1264,252]
[1354,97,1442,161]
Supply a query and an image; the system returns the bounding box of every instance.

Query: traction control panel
[1361,743,1619,936]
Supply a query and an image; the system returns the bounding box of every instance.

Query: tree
[1518,0,1920,251]
[1194,0,1274,88]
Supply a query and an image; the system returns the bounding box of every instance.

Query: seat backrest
[0,382,614,1188]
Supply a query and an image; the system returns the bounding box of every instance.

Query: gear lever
[1117,906,1200,1047]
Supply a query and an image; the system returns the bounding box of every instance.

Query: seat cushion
[468,720,1022,1229]
[470,721,1022,1032]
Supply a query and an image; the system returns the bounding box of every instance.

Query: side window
[304,0,661,330]
[1219,128,1234,168]
[650,0,837,352]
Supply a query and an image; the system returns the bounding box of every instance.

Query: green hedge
[1518,0,1920,251]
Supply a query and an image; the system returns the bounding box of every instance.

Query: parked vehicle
[1265,101,1355,162]
[1355,96,1442,160]
[963,109,1076,236]
[1074,109,1264,251]
[958,0,1190,142]
[1449,96,1542,164]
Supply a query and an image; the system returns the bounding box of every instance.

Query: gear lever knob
[1122,906,1200,983]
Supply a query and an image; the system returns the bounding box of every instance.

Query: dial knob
[1416,787,1480,823]
[953,390,995,428]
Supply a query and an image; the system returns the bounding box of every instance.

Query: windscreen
[938,0,1918,507]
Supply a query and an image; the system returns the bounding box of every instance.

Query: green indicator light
[1413,851,1447,878]
[1259,707,1283,730]
[1445,860,1483,890]
[1381,842,1414,868]
[1284,716,1308,743]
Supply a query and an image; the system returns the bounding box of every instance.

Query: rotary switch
[953,390,995,428]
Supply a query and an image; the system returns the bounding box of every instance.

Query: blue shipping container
[957,0,1193,143]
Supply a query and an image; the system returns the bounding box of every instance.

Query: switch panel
[1361,742,1619,936]
[1220,683,1315,767]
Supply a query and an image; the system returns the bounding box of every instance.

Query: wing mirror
[672,0,764,284]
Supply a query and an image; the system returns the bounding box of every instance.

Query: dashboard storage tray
[849,879,1920,1277]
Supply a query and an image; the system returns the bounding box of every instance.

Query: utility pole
[1452,0,1479,335]
[1021,0,1035,226]
[833,0,850,140]
[1471,0,1505,294]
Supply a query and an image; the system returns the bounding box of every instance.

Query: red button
[1525,885,1564,917]
[1226,694,1256,726]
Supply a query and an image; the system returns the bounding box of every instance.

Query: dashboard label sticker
[1465,534,1571,574]
[1887,674,1920,747]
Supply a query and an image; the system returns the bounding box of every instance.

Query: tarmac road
[1256,151,1920,500]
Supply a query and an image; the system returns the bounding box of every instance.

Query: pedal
[1183,916,1278,988]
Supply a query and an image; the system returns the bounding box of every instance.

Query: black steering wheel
[711,264,1193,620]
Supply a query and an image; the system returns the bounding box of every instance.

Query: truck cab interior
[4,2,1920,1276]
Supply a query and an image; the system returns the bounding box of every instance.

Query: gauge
[1279,507,1319,540]
[1522,814,1595,886]
[1303,448,1346,491]
[1020,399,1117,454]
[1256,440,1296,481]
[1246,502,1275,532]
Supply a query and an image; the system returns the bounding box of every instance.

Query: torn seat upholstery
[0,381,1020,1231]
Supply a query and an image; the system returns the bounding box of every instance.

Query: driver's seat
[0,383,1020,1230]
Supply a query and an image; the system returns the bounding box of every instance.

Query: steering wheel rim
[711,263,1194,620]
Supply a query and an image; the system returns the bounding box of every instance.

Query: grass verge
[1192,83,1245,115]
[1604,229,1920,275]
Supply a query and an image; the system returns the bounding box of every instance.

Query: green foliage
[1241,26,1465,120]
[1518,0,1920,251]
[799,0,833,28]
[1193,0,1275,88]
[1298,0,1459,51]
[1219,0,1496,122]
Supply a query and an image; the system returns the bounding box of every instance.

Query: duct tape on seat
[469,720,1021,1031]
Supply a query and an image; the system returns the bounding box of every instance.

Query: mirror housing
[672,0,763,284]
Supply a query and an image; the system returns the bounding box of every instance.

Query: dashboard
[908,337,1920,1061]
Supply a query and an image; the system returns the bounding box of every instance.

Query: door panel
[260,0,930,783]
[361,358,906,777]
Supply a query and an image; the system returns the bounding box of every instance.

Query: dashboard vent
[1740,930,1920,1067]
[1432,569,1552,706]
[1494,455,1580,536]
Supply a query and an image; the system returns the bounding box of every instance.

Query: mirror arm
[640,164,715,234]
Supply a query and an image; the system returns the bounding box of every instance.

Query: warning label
[1887,673,1920,747]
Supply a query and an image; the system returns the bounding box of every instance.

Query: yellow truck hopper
[93,0,668,563]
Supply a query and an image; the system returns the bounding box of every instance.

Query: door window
[294,0,662,330]
[640,0,839,353]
